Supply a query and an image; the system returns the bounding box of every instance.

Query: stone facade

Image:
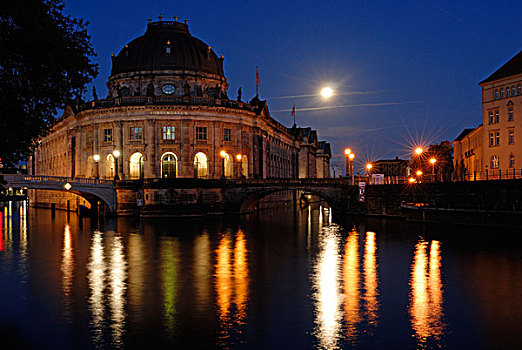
[28,18,331,209]
[454,50,522,178]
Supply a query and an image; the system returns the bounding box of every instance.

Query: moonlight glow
[320,87,333,99]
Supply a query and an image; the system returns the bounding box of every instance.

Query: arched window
[194,152,208,179]
[161,152,178,178]
[491,155,499,169]
[241,155,248,178]
[130,152,144,179]
[105,154,115,179]
[223,153,233,178]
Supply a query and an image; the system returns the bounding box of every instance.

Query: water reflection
[314,225,342,349]
[87,231,128,348]
[215,229,250,344]
[409,239,445,348]
[194,233,211,315]
[363,232,379,327]
[343,229,360,342]
[88,231,106,346]
[109,234,127,347]
[0,210,4,251]
[61,224,74,321]
[313,225,381,348]
[161,238,180,335]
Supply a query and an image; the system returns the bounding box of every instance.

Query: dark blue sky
[66,0,522,172]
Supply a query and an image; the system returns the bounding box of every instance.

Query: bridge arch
[238,187,337,214]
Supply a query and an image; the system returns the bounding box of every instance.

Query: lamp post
[416,169,423,183]
[113,150,120,180]
[366,163,373,183]
[349,152,355,185]
[220,150,227,179]
[344,148,351,177]
[429,157,437,182]
[93,154,100,180]
[236,154,242,179]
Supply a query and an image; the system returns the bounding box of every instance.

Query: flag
[291,103,296,126]
[256,66,261,87]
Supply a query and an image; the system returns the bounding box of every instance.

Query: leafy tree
[0,0,98,166]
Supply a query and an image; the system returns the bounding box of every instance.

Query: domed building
[29,18,331,211]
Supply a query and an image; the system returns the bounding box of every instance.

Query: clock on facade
[162,84,175,95]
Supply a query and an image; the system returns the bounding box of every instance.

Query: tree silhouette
[0,0,98,166]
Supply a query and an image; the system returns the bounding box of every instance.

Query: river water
[1,200,521,349]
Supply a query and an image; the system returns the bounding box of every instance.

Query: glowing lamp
[415,147,423,155]
[320,87,333,98]
[366,163,373,170]
[64,183,72,190]
[348,153,355,160]
[220,150,227,158]
[408,177,416,183]
[344,148,352,155]
[416,170,423,176]
[113,150,121,158]
[93,154,100,162]
[429,158,437,165]
[236,154,242,161]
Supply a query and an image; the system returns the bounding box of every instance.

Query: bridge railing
[3,174,114,186]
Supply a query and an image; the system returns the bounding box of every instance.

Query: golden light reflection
[127,234,145,320]
[234,230,249,324]
[109,234,127,346]
[61,224,74,321]
[87,231,105,346]
[363,231,379,327]
[314,226,342,349]
[215,229,250,342]
[343,229,360,341]
[194,233,211,315]
[161,238,180,335]
[0,211,4,251]
[19,201,27,252]
[409,239,445,348]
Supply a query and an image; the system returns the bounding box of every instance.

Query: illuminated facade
[454,50,522,179]
[30,18,330,183]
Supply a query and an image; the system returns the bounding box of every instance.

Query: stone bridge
[118,178,356,216]
[1,174,117,212]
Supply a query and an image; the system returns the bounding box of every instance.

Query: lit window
[104,129,112,142]
[162,126,175,140]
[488,111,493,124]
[506,88,510,98]
[509,154,515,168]
[495,132,500,146]
[508,107,514,121]
[195,127,207,140]
[495,110,499,123]
[491,155,499,169]
[489,132,494,147]
[224,128,231,141]
[87,131,93,146]
[509,129,514,144]
[130,127,142,140]
[500,89,504,98]
[512,86,516,96]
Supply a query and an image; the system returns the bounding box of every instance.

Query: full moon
[320,87,333,98]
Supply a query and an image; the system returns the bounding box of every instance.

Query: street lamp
[344,148,351,177]
[415,147,423,155]
[93,154,100,179]
[416,169,423,182]
[113,150,120,180]
[236,154,243,178]
[320,87,333,99]
[349,152,355,185]
[429,157,437,182]
[220,150,227,179]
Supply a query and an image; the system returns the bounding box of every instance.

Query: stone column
[114,121,124,179]
[144,120,157,178]
[180,119,191,178]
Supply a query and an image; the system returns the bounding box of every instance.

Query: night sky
[65,0,522,173]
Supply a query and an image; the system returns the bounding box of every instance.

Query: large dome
[110,19,225,77]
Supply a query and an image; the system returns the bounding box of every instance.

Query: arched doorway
[161,152,178,178]
[194,152,208,179]
[130,152,144,179]
[241,155,248,178]
[105,154,115,179]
